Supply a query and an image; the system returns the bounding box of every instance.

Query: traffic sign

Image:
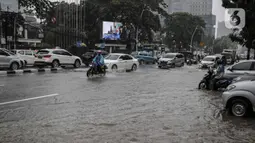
[1,38,6,44]
[7,36,12,41]
[199,42,204,47]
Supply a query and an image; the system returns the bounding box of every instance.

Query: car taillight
[44,55,52,58]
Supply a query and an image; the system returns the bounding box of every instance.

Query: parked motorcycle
[87,64,107,78]
[198,67,232,90]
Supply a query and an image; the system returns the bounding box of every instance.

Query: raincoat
[92,54,104,66]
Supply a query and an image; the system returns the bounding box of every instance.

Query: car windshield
[37,50,49,55]
[2,49,15,55]
[203,57,215,62]
[105,54,120,60]
[163,54,176,59]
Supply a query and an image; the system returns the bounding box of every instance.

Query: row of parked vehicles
[198,59,255,117]
[0,48,83,70]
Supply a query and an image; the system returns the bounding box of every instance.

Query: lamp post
[135,4,146,52]
[190,25,198,53]
[190,25,204,54]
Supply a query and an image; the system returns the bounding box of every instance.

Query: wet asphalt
[0,65,255,143]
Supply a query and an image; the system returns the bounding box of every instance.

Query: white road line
[0,93,59,106]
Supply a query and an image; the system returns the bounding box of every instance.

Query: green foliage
[213,36,238,54]
[41,0,168,47]
[163,12,206,51]
[19,0,53,19]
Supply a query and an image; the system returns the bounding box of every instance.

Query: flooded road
[0,65,255,143]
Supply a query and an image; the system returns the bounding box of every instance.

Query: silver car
[222,80,255,117]
[224,60,255,79]
[232,74,255,83]
[158,53,185,68]
[0,48,22,70]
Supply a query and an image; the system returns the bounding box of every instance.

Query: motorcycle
[186,59,192,66]
[198,67,232,90]
[198,67,214,90]
[87,64,107,78]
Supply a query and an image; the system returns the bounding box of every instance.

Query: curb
[0,68,62,76]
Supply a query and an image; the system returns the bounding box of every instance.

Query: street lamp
[190,25,204,53]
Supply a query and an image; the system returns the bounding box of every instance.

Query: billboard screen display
[102,21,123,40]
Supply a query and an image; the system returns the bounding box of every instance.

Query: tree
[212,36,238,54]
[19,0,53,19]
[163,12,206,52]
[222,0,255,59]
[89,0,168,43]
[41,0,168,50]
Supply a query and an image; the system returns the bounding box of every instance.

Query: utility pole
[0,3,2,47]
[13,14,17,49]
[190,25,198,53]
[135,4,146,52]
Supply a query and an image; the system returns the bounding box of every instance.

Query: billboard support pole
[136,5,146,52]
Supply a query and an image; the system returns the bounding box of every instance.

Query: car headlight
[167,60,172,64]
[226,85,236,91]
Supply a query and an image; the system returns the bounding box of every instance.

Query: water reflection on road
[0,65,255,142]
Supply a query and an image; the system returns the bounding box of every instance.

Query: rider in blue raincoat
[92,50,105,72]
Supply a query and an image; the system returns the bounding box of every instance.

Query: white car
[199,55,219,68]
[34,49,82,68]
[0,48,22,70]
[104,53,139,71]
[12,50,35,66]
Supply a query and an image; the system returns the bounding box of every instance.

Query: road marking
[0,93,59,106]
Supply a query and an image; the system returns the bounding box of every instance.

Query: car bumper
[199,64,213,68]
[159,62,174,68]
[222,91,232,109]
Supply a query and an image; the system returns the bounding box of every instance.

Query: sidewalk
[0,68,63,76]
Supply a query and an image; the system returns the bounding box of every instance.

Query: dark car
[81,50,108,66]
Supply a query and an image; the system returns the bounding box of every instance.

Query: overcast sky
[212,0,225,22]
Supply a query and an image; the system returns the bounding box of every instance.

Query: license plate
[38,56,42,59]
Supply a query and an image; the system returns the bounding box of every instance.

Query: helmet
[97,50,102,54]
[217,59,222,64]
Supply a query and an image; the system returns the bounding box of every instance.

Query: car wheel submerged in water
[131,64,137,71]
[52,60,60,68]
[10,62,19,70]
[112,65,118,72]
[74,60,81,68]
[139,60,145,65]
[230,99,250,117]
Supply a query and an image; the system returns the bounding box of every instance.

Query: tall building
[163,0,216,37]
[164,0,190,13]
[190,0,215,37]
[216,21,232,38]
[190,0,212,15]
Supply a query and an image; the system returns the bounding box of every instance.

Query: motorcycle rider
[210,59,225,90]
[92,50,105,73]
